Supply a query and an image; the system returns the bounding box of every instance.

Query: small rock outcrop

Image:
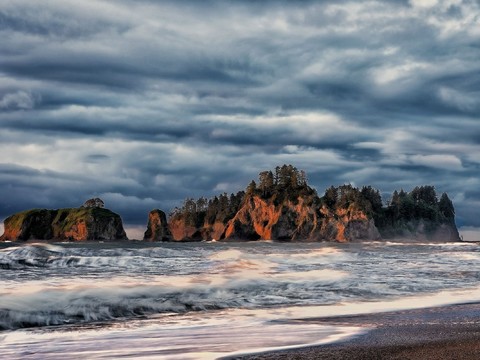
[143,209,172,241]
[0,206,127,241]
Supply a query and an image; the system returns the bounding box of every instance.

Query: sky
[0,0,479,240]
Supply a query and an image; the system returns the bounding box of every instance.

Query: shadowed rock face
[168,217,203,242]
[0,207,127,241]
[430,223,461,242]
[143,209,172,241]
[380,220,460,242]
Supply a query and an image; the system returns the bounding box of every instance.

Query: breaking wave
[0,244,360,330]
[1,241,478,332]
[0,243,66,269]
[0,243,192,270]
[0,267,351,331]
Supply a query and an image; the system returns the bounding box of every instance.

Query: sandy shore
[228,302,480,359]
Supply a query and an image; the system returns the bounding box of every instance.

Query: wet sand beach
[231,302,480,360]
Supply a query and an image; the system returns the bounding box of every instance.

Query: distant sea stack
[143,209,172,241]
[144,165,461,243]
[0,198,128,241]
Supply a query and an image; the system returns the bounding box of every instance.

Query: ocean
[0,240,479,359]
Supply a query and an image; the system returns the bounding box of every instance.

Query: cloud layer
[1,0,479,237]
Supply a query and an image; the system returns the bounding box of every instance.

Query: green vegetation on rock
[380,186,458,239]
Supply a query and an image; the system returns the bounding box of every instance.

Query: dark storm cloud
[1,0,480,237]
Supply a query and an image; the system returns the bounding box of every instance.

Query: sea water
[0,240,479,359]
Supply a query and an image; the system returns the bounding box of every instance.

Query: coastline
[229,302,480,359]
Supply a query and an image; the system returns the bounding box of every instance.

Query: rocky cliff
[151,194,380,242]
[223,195,380,242]
[169,217,203,241]
[379,219,460,242]
[143,209,172,241]
[147,165,460,243]
[0,207,127,241]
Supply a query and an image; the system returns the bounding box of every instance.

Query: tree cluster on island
[170,164,456,239]
[170,164,314,228]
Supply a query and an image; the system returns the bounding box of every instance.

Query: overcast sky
[1,0,479,239]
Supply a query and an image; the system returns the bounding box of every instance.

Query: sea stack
[145,165,461,243]
[143,209,172,241]
[0,198,128,241]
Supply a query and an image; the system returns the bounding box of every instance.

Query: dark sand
[228,302,480,359]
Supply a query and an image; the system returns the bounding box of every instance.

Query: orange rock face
[143,209,172,241]
[209,221,227,241]
[1,226,21,241]
[225,196,281,240]
[168,218,202,241]
[222,195,379,242]
[63,220,88,241]
[158,194,381,243]
[316,206,379,242]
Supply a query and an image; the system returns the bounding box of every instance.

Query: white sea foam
[0,243,194,270]
[365,240,478,248]
[209,249,245,261]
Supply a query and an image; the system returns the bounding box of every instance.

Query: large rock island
[0,198,127,241]
[145,165,460,243]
